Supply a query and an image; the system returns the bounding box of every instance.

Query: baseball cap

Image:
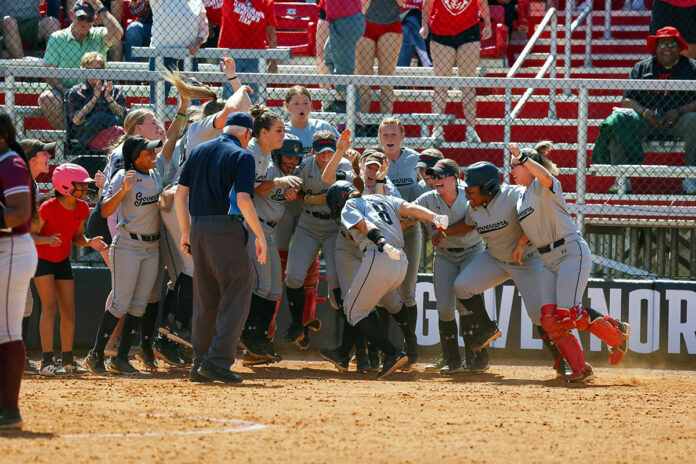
[312,136,337,154]
[123,136,163,165]
[417,149,444,169]
[20,139,57,159]
[426,159,460,178]
[273,134,303,157]
[225,112,253,129]
[73,2,96,20]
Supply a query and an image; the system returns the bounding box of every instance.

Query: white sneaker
[466,126,481,143]
[40,362,66,376]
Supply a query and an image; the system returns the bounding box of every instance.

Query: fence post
[503,86,512,177]
[584,5,593,67]
[346,84,357,134]
[564,2,572,96]
[603,0,612,39]
[154,56,166,124]
[576,87,589,235]
[549,11,558,120]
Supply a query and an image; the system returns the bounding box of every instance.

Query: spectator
[38,0,123,130]
[93,0,123,61]
[218,0,277,99]
[322,0,366,113]
[650,0,696,59]
[315,0,331,82]
[202,0,223,47]
[149,0,208,101]
[420,0,491,142]
[592,27,696,194]
[65,52,127,156]
[0,0,60,59]
[488,0,517,40]
[123,0,152,62]
[355,0,403,119]
[397,0,432,68]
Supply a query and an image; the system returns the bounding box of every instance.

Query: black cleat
[367,345,382,372]
[282,323,305,346]
[555,359,574,380]
[440,358,465,376]
[262,339,282,362]
[469,348,490,373]
[320,348,349,372]
[135,346,158,370]
[197,360,242,384]
[153,335,186,367]
[0,410,23,430]
[425,355,446,372]
[84,350,107,374]
[189,361,211,383]
[167,327,192,349]
[298,327,310,350]
[471,322,502,351]
[107,357,140,375]
[377,352,408,380]
[355,352,370,373]
[239,333,267,358]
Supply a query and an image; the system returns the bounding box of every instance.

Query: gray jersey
[254,163,290,226]
[106,155,167,236]
[161,141,182,187]
[342,194,406,250]
[295,156,352,214]
[517,177,579,249]
[102,144,124,196]
[414,187,481,250]
[247,137,272,181]
[172,113,221,183]
[285,119,339,153]
[465,183,535,263]
[387,148,420,202]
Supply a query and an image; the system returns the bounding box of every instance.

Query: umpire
[175,111,267,384]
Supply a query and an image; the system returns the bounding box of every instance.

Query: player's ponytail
[163,67,217,102]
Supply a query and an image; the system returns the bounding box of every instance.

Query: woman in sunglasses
[509,141,630,382]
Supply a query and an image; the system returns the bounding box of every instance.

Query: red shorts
[363,20,402,41]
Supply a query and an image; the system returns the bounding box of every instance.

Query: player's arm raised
[160,96,191,164]
[321,129,352,185]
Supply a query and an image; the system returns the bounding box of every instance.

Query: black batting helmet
[462,161,501,196]
[326,180,356,220]
[271,134,303,169]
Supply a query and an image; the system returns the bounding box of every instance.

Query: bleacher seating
[480,6,509,60]
[274,3,319,57]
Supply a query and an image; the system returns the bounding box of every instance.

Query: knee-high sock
[286,286,305,326]
[337,312,356,358]
[243,294,264,336]
[93,311,120,356]
[160,287,176,325]
[22,316,31,341]
[141,302,159,347]
[118,313,142,360]
[376,306,390,337]
[440,319,460,364]
[458,294,492,327]
[0,340,26,412]
[174,273,193,329]
[356,311,397,357]
[258,297,277,338]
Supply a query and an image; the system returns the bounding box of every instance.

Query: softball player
[84,121,183,375]
[326,182,448,379]
[509,142,630,381]
[240,134,303,365]
[378,117,422,366]
[413,159,487,375]
[282,130,352,346]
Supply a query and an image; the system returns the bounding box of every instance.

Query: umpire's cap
[462,161,501,196]
[326,180,356,220]
[272,134,303,169]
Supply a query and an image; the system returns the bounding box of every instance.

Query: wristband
[366,228,385,248]
[228,76,238,81]
[0,205,6,229]
[439,229,447,238]
[377,241,386,252]
[375,178,387,184]
[98,6,108,15]
[176,114,187,122]
[518,153,529,165]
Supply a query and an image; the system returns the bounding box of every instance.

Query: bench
[589,163,696,195]
[275,3,319,57]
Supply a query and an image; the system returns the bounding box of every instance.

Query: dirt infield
[4,361,696,463]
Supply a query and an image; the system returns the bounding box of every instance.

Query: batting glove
[274,175,303,188]
[382,243,402,261]
[433,214,449,230]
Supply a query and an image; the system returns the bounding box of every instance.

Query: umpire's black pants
[191,215,252,370]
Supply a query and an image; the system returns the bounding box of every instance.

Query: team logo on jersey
[233,0,265,26]
[134,192,160,207]
[518,206,534,221]
[270,190,286,202]
[391,178,414,186]
[442,0,472,16]
[476,220,509,234]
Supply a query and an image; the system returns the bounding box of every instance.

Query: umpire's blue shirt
[178,133,255,216]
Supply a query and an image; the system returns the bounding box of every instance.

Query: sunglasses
[657,42,678,50]
[430,173,452,180]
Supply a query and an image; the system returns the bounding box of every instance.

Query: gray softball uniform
[518,176,591,310]
[341,194,409,325]
[105,155,166,318]
[284,156,353,290]
[285,119,339,153]
[414,187,483,321]
[247,138,272,182]
[387,148,422,308]
[453,184,544,324]
[245,163,292,301]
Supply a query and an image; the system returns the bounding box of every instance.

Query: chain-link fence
[1,0,695,278]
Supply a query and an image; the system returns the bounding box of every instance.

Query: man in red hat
[592,26,696,194]
[650,1,696,59]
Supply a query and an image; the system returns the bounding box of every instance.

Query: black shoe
[242,351,270,367]
[469,348,490,373]
[0,409,23,430]
[471,322,502,351]
[24,359,40,375]
[298,327,310,350]
[440,357,465,376]
[189,361,211,383]
[84,350,107,374]
[262,339,282,362]
[402,335,419,371]
[424,355,446,372]
[197,359,243,384]
[377,352,408,380]
[555,359,573,380]
[135,346,158,370]
[367,346,382,372]
[167,327,192,349]
[568,363,596,383]
[320,348,349,372]
[355,352,370,373]
[107,357,140,375]
[239,333,267,358]
[324,99,346,113]
[283,323,305,346]
[461,347,475,371]
[153,335,186,367]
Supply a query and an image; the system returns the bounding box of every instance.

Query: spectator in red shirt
[420,0,491,142]
[218,0,277,99]
[0,112,37,430]
[32,163,106,376]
